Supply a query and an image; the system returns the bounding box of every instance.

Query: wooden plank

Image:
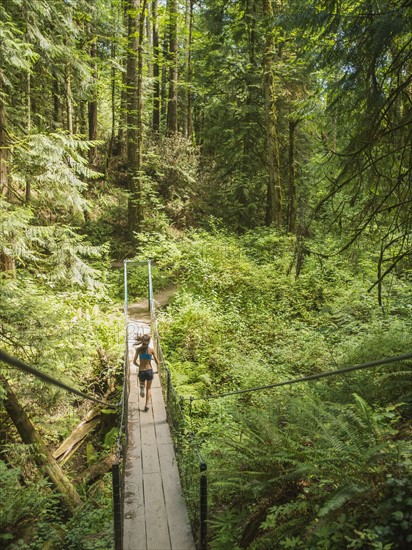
[153,419,172,446]
[140,413,161,475]
[124,323,147,549]
[123,408,146,550]
[124,514,146,550]
[152,382,172,446]
[158,442,195,550]
[143,472,171,550]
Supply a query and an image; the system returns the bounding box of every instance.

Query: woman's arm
[151,348,159,366]
[133,348,139,367]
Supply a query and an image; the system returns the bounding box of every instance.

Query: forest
[0,0,411,548]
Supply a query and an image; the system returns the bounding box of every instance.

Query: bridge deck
[123,321,195,550]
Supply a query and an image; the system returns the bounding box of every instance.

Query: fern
[205,390,410,548]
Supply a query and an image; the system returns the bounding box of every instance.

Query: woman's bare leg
[145,379,153,410]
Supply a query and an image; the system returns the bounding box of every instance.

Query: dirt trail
[127,284,177,321]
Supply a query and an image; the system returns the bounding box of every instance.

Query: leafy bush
[0,459,61,547]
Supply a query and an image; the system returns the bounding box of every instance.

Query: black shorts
[138,369,154,383]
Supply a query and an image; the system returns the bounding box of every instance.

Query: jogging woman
[133,334,159,412]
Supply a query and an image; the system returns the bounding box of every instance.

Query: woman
[133,334,159,412]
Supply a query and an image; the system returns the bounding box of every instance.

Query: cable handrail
[186,351,412,402]
[0,349,117,409]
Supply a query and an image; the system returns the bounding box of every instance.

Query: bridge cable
[0,349,117,409]
[188,351,412,402]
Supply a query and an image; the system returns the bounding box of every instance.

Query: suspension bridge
[2,259,412,550]
[114,260,201,550]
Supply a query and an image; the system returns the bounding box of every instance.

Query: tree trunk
[53,408,101,465]
[106,42,117,169]
[0,77,16,276]
[152,0,160,133]
[88,36,98,166]
[146,2,153,79]
[0,74,9,199]
[75,452,116,486]
[287,119,297,233]
[137,0,147,160]
[116,1,128,156]
[66,62,74,134]
[183,0,193,138]
[166,0,178,135]
[53,74,60,128]
[0,375,82,514]
[161,36,168,123]
[126,0,145,235]
[26,72,31,203]
[118,68,128,157]
[262,0,281,227]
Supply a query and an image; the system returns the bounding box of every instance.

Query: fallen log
[53,345,118,465]
[74,451,116,485]
[53,408,101,465]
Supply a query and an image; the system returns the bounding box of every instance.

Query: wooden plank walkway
[123,320,195,550]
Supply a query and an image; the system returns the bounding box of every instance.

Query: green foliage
[0,459,60,547]
[1,0,411,548]
[149,228,412,548]
[0,132,107,292]
[63,477,114,550]
[144,135,201,229]
[287,0,412,277]
[11,132,100,223]
[204,393,412,549]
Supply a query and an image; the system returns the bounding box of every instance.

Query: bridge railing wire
[0,342,124,548]
[149,267,208,550]
[112,327,129,550]
[112,259,143,550]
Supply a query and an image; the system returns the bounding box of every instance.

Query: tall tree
[183,0,194,138]
[65,61,74,134]
[296,0,412,291]
[126,0,146,234]
[152,0,161,132]
[0,73,8,201]
[88,33,98,166]
[166,0,178,134]
[262,0,281,227]
[287,118,298,233]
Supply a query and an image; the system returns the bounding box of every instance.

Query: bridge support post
[167,369,171,405]
[112,462,123,550]
[147,258,153,313]
[199,462,207,550]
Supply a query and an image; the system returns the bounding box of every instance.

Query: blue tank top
[139,348,152,361]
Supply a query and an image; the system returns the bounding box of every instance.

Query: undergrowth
[145,227,412,549]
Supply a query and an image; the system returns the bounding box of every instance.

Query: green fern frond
[318,484,368,517]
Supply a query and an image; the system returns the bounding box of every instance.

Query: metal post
[147,258,153,313]
[199,462,207,550]
[167,369,171,406]
[112,462,123,550]
[123,260,128,319]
